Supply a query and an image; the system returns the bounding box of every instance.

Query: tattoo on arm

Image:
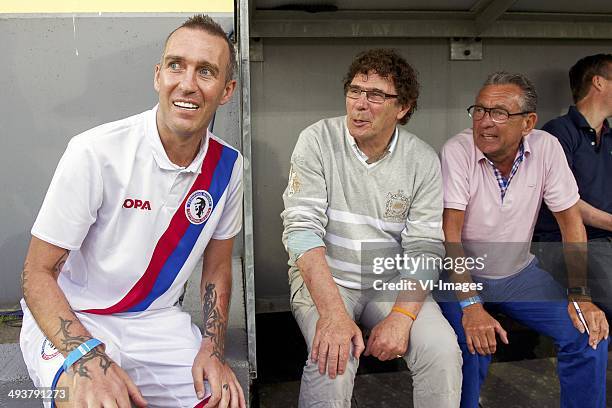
[55,317,112,379]
[202,283,227,363]
[52,251,69,279]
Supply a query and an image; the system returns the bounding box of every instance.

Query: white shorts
[20,302,211,408]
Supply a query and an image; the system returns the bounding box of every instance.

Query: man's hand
[462,304,509,355]
[61,350,147,408]
[364,312,412,361]
[568,301,609,349]
[192,345,246,408]
[311,313,364,379]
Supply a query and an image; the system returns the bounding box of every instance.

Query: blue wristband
[62,338,103,370]
[50,338,103,408]
[459,295,483,309]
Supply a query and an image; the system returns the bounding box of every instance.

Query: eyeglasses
[467,105,533,124]
[346,85,398,104]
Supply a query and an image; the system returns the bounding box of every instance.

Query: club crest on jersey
[185,190,214,225]
[40,338,60,360]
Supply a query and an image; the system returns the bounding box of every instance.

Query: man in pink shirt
[438,71,608,408]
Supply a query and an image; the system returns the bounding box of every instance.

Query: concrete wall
[0,15,238,308]
[251,37,611,312]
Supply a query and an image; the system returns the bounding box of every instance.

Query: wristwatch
[567,286,592,302]
[459,295,483,309]
[567,286,591,297]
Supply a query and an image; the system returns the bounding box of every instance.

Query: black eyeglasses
[467,105,533,124]
[346,85,398,104]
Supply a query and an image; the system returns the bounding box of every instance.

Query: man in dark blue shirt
[534,53,612,315]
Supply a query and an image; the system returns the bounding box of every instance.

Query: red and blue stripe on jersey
[84,139,238,314]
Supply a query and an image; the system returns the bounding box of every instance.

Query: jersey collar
[145,105,209,174]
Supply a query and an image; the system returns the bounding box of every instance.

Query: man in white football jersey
[20,15,245,408]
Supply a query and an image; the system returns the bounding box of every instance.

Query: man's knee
[299,357,359,407]
[410,337,462,372]
[407,334,462,407]
[407,326,463,396]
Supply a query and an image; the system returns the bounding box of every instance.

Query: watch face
[567,286,591,296]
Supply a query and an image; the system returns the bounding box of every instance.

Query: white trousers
[20,302,209,408]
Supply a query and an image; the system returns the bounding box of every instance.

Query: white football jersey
[32,107,243,313]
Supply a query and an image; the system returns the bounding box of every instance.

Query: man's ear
[153,64,161,92]
[396,104,411,122]
[219,79,237,106]
[521,112,538,136]
[592,75,606,92]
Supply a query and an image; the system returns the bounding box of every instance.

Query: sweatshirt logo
[384,190,410,222]
[287,165,301,197]
[185,190,214,224]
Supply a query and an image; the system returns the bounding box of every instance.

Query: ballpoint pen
[573,301,590,335]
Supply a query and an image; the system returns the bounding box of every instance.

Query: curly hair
[343,49,419,125]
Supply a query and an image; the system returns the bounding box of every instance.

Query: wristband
[459,295,483,309]
[567,286,591,297]
[391,306,417,321]
[50,338,103,408]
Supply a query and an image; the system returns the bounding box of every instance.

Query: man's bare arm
[296,247,364,378]
[200,238,234,363]
[443,208,508,355]
[296,247,347,319]
[443,209,479,300]
[578,199,612,232]
[553,204,609,348]
[553,204,588,288]
[22,236,146,407]
[363,284,427,362]
[193,237,246,408]
[22,236,111,374]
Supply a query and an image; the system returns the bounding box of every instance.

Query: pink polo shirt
[440,128,579,279]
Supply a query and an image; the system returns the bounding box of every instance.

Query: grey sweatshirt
[281,116,444,289]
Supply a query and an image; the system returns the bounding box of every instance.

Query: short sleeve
[542,137,580,212]
[31,137,103,250]
[212,154,244,240]
[440,136,471,211]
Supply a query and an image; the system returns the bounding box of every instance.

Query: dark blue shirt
[534,106,612,241]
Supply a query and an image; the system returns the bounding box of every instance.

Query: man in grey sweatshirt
[281,49,462,408]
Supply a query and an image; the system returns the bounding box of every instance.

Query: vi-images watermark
[371,254,486,293]
[373,278,483,292]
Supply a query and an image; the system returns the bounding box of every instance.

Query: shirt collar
[475,133,531,163]
[568,105,594,130]
[145,104,209,174]
[345,125,398,166]
[567,105,611,136]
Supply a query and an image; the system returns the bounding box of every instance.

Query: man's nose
[354,91,369,109]
[178,70,197,92]
[479,110,496,127]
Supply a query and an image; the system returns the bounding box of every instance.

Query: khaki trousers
[289,270,462,408]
